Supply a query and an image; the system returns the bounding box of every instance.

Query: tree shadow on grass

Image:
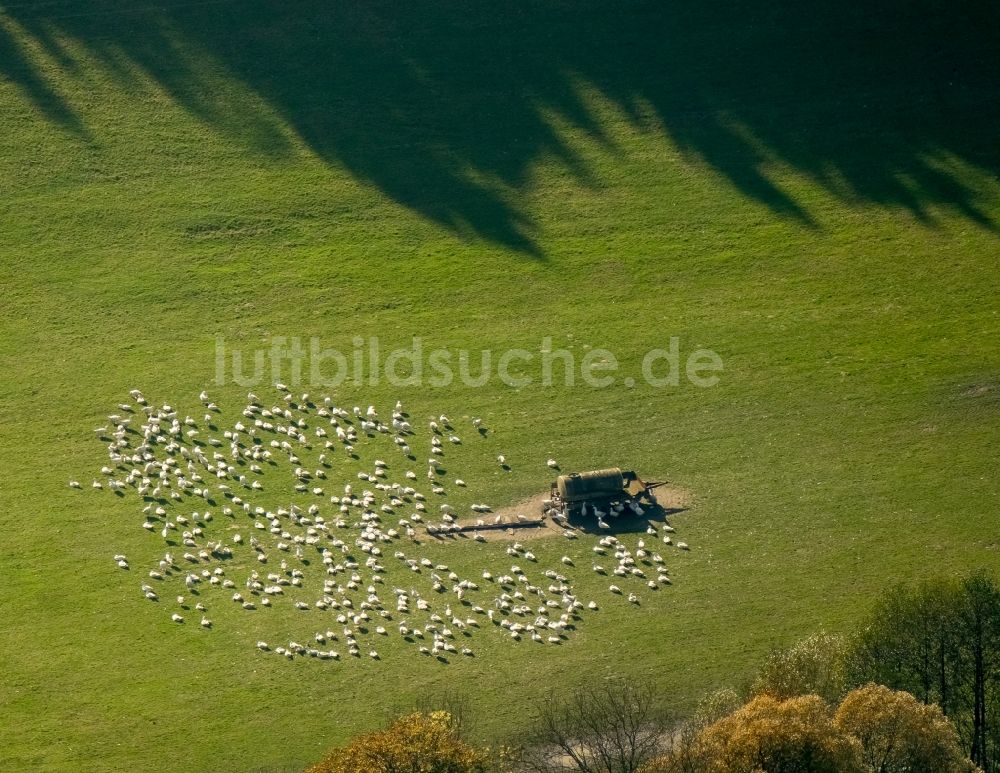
[1,0,998,254]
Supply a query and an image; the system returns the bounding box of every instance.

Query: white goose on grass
[88,388,687,664]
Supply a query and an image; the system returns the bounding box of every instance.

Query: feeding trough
[544,468,665,521]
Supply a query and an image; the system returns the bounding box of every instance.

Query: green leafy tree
[961,573,1000,769]
[751,632,848,705]
[848,577,962,711]
[847,571,1000,771]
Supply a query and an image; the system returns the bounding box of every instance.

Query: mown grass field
[1,1,999,771]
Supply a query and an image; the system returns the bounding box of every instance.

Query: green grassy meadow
[1,1,999,770]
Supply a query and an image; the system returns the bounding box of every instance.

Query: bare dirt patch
[453,492,559,541]
[431,483,692,543]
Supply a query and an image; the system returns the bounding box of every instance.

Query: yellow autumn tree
[835,684,980,773]
[306,711,491,773]
[645,694,863,773]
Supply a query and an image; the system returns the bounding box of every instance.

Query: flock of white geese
[72,387,688,663]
